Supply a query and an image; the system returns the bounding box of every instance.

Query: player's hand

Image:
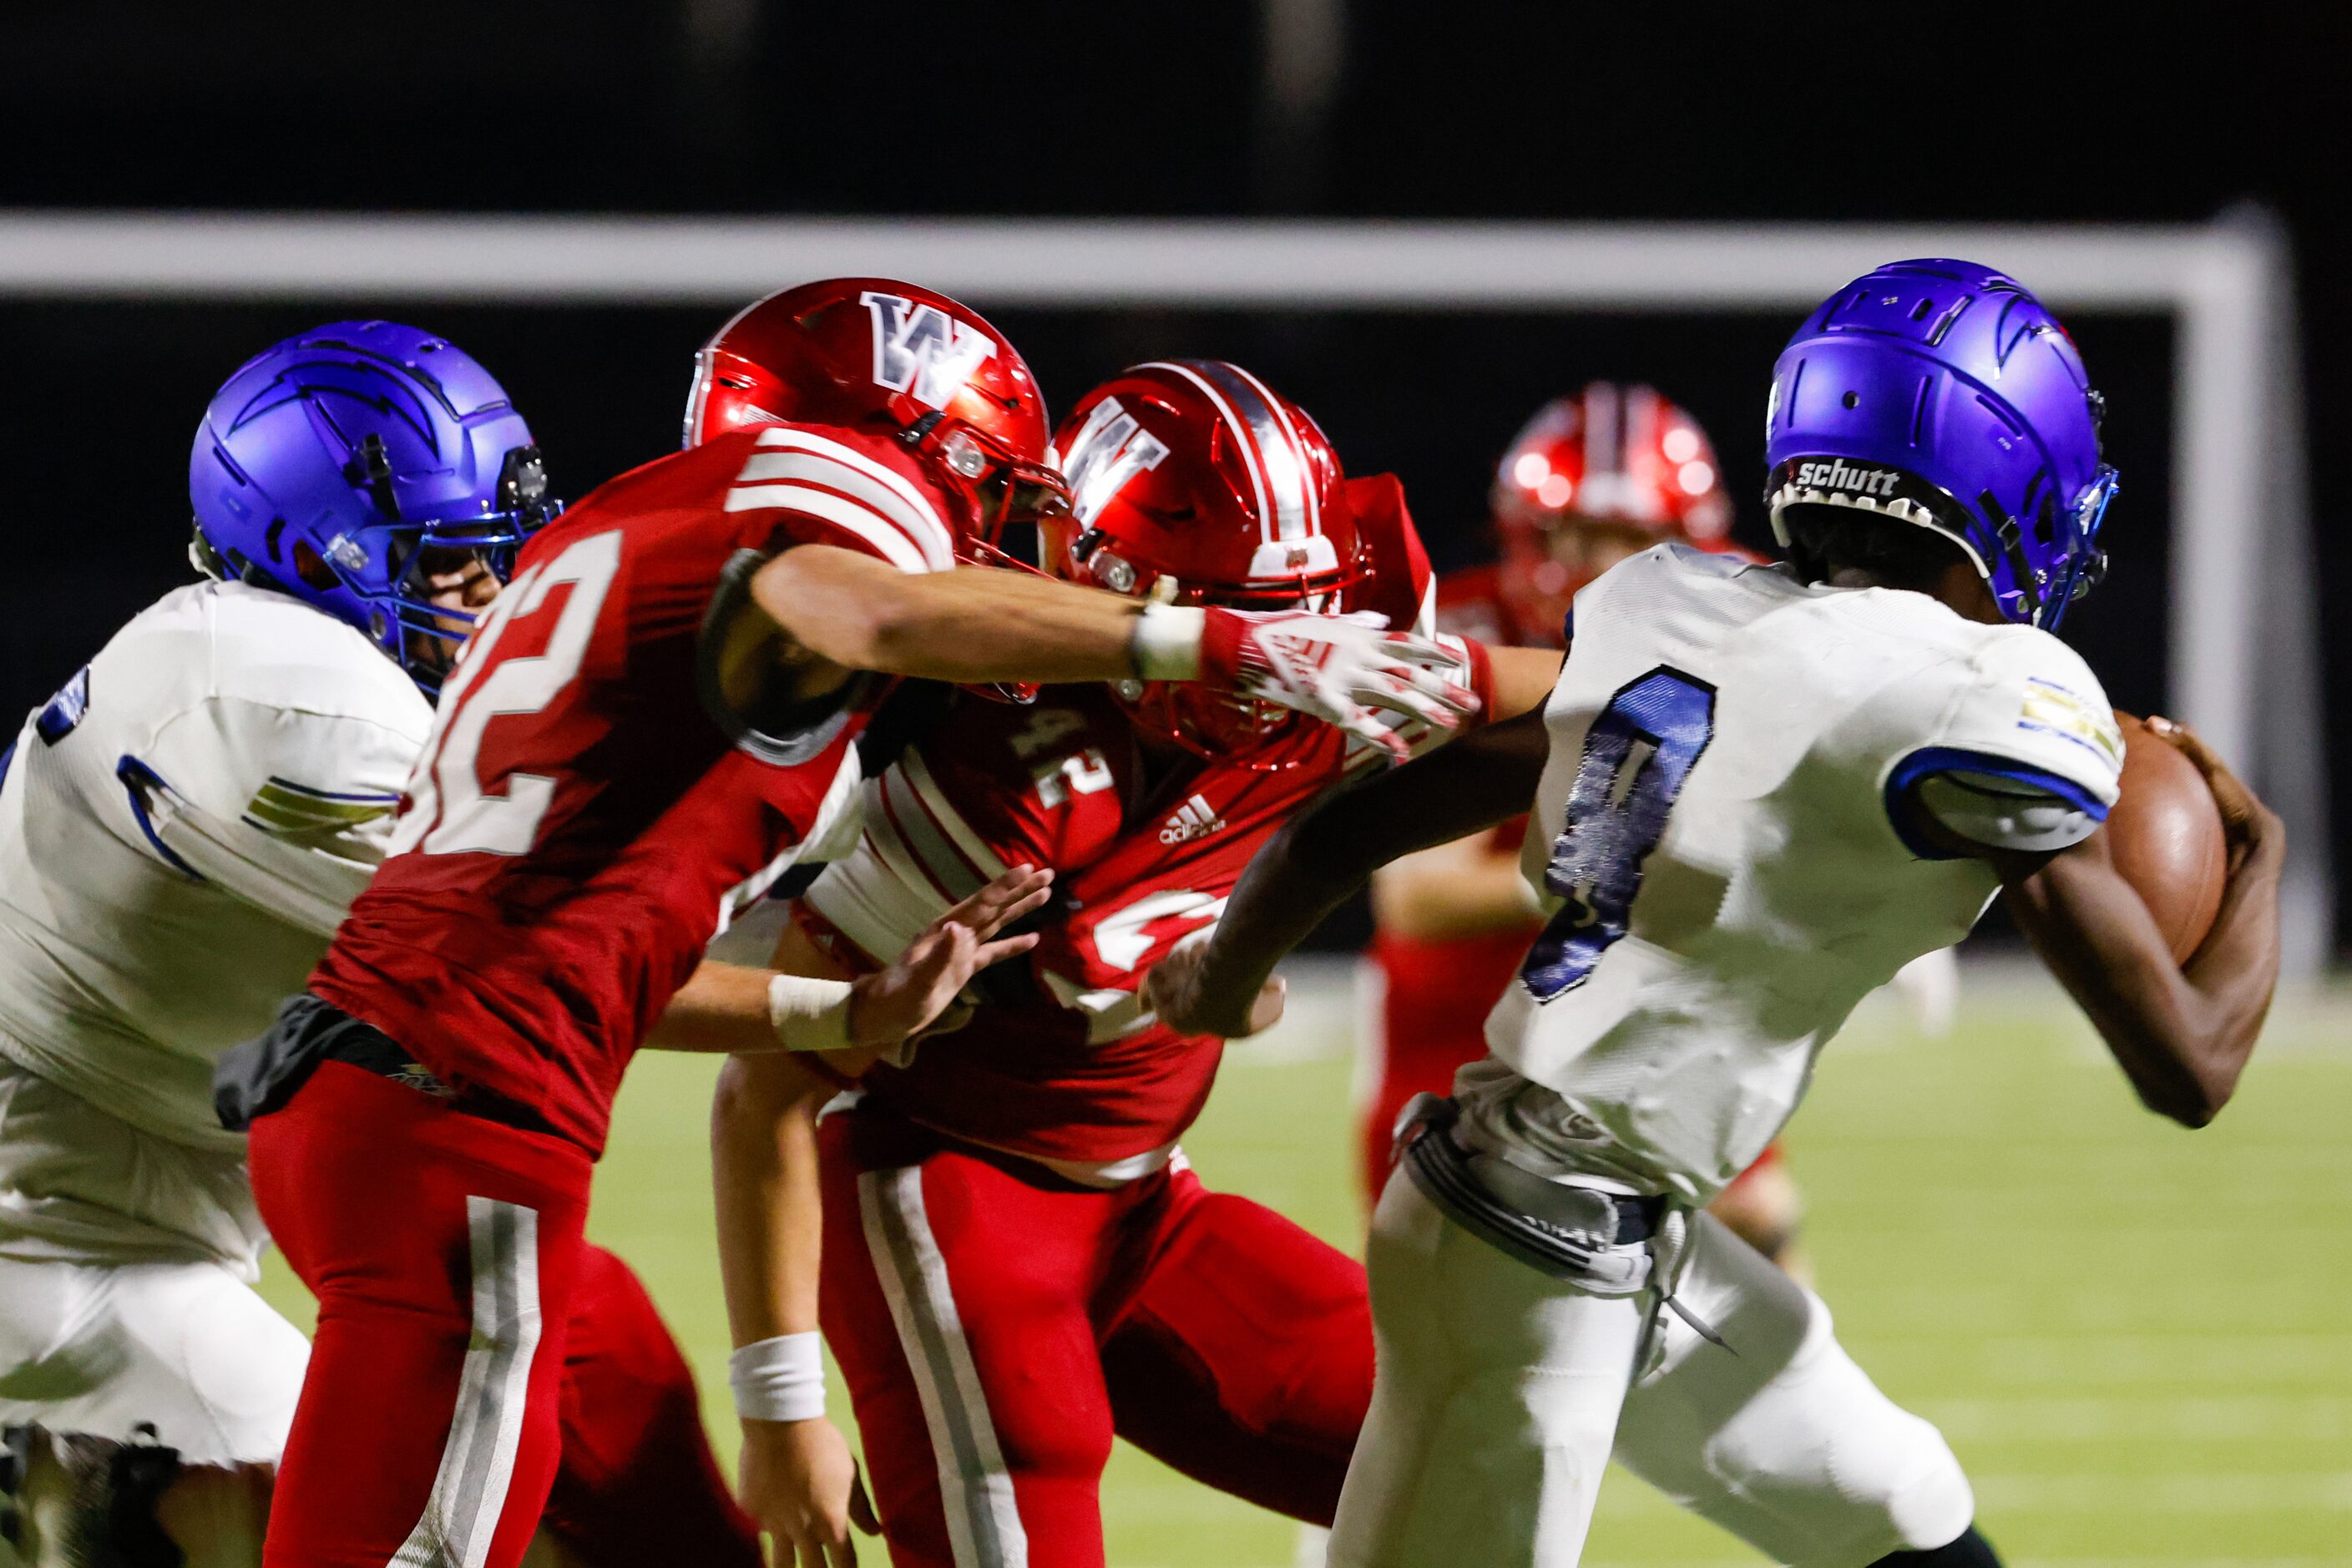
[1142,935,1287,1040]
[1201,608,1481,761]
[737,1416,879,1568]
[2144,716,2285,877]
[847,865,1054,1047]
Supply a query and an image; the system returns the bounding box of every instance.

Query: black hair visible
[1781,503,1970,595]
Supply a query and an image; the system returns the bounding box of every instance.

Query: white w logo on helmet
[859,290,997,411]
[1060,396,1171,524]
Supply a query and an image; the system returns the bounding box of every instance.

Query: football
[2106,714,2229,963]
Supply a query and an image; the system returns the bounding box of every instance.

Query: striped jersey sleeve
[721,425,959,574]
[800,695,1130,968]
[1883,623,2123,859]
[804,751,1011,966]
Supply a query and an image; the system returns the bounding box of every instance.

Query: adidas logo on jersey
[1158,793,1226,844]
[1792,458,1901,498]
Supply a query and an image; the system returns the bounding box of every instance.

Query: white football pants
[1329,1172,1975,1568]
[0,1065,306,1464]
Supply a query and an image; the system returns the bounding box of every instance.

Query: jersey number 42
[1520,666,1716,1000]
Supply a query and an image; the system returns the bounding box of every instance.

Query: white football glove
[1201,609,1480,760]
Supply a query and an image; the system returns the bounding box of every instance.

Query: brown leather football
[2106,714,2228,964]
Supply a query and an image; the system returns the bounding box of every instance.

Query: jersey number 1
[1519,666,1716,1001]
[391,530,624,858]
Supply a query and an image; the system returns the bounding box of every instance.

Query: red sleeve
[709,423,961,574]
[1455,634,1499,722]
[1343,474,1435,631]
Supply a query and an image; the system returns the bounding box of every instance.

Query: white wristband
[729,1332,826,1423]
[767,974,857,1052]
[1131,604,1206,681]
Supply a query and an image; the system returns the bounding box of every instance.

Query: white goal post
[0,209,2324,969]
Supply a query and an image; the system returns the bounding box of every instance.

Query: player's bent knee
[1841,1397,1976,1554]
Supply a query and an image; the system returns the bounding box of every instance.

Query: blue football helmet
[1764,260,2118,630]
[190,321,559,693]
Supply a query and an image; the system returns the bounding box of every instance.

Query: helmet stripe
[1191,360,1310,544]
[1140,362,1272,544]
[1222,361,1321,544]
[1138,364,1270,552]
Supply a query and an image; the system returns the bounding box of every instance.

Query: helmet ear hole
[291,539,341,591]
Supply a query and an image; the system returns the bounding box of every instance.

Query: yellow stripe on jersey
[241,781,397,836]
[2019,678,2123,768]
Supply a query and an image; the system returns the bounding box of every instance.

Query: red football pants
[249,1062,758,1568]
[819,1111,1372,1568]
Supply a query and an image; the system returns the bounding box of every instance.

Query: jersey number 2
[1520,666,1716,1001]
[392,530,624,858]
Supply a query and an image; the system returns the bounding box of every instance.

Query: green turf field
[258,969,2352,1565]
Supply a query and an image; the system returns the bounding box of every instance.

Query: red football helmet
[1490,382,1731,640]
[683,277,1069,558]
[1044,360,1369,761]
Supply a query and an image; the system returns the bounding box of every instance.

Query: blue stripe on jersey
[263,775,402,804]
[114,756,206,882]
[1883,744,2111,861]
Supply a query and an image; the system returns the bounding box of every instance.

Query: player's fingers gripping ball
[2144,714,2282,862]
[2106,712,2232,963]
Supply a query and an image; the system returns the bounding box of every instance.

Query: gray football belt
[1394,1093,1729,1349]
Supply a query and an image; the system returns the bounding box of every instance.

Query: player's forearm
[1196,706,1553,1013]
[711,1053,835,1343]
[2011,833,2283,1126]
[646,960,781,1053]
[755,549,1151,685]
[1484,645,1566,721]
[2170,826,2286,1106]
[1370,840,1540,941]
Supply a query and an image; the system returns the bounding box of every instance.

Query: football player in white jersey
[1151,260,2284,1568]
[0,321,554,1563]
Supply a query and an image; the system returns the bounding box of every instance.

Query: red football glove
[1198,609,1481,761]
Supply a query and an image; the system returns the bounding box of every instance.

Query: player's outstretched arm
[1372,832,1544,942]
[751,545,1479,757]
[1484,644,1567,721]
[1998,719,2284,1128]
[650,866,1054,1055]
[1148,703,1554,1039]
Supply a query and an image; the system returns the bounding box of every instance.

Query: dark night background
[0,3,2342,948]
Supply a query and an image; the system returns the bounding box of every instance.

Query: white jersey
[0,580,428,1160]
[1459,545,2122,1205]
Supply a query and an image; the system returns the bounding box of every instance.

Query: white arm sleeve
[1913,767,2101,853]
[128,695,421,937]
[1888,627,2124,857]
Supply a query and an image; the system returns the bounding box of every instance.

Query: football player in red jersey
[695,361,1567,1568]
[1357,386,1815,1269]
[216,286,1477,1568]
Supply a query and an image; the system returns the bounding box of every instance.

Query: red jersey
[798,476,1491,1176]
[311,422,963,1154]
